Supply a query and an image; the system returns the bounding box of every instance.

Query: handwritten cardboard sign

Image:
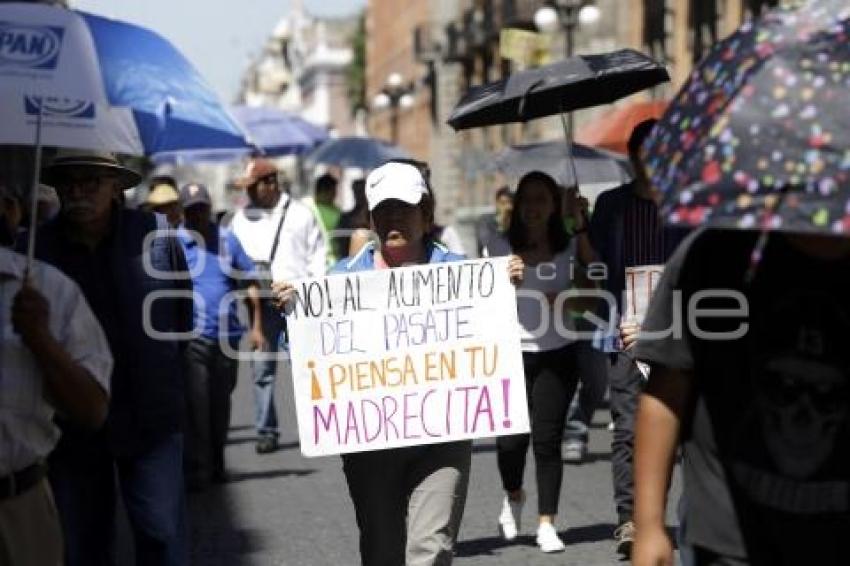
[624,264,665,325]
[287,257,529,457]
[624,264,665,379]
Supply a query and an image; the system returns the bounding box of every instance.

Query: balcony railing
[500,0,540,28]
[413,23,441,63]
[444,22,473,63]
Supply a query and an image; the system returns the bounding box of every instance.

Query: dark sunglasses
[55,173,119,193]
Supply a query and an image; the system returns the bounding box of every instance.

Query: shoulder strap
[268,198,291,264]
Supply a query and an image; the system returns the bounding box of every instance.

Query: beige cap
[146,183,180,206]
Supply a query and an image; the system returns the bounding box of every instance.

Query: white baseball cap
[365,162,429,211]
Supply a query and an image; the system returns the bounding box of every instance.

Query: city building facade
[237,0,359,137]
[364,0,781,251]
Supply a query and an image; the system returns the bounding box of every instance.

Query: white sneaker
[497,494,524,541]
[536,522,566,553]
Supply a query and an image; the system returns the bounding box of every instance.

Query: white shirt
[437,225,466,256]
[230,192,328,281]
[486,236,579,352]
[0,247,113,475]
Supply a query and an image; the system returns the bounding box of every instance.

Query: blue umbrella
[0,2,252,158]
[0,2,252,268]
[231,105,329,156]
[281,112,330,146]
[305,136,409,170]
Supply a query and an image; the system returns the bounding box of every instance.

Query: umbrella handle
[744,187,787,285]
[25,98,45,278]
[560,112,581,190]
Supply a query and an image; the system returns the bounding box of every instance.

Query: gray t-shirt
[637,228,850,564]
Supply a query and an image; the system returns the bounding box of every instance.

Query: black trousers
[694,546,750,566]
[183,337,238,485]
[496,343,579,516]
[609,351,644,524]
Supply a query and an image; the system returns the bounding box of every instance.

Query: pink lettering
[361,398,383,443]
[382,396,400,441]
[472,385,495,433]
[421,389,441,438]
[403,393,421,440]
[313,403,340,445]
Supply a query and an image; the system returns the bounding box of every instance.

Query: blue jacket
[178,222,256,340]
[330,240,465,275]
[33,208,192,454]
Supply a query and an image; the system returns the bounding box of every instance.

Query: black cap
[180,183,212,208]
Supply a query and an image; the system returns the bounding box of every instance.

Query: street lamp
[535,1,600,58]
[534,0,600,136]
[387,72,404,89]
[577,4,601,26]
[533,6,560,33]
[399,93,415,109]
[372,92,391,110]
[372,73,415,144]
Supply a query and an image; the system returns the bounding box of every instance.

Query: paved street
[188,364,681,566]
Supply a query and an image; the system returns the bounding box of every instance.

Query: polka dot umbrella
[644,0,850,236]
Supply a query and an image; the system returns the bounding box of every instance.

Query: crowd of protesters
[2,115,848,566]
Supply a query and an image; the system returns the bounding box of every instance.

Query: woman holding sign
[273,160,524,566]
[485,171,595,554]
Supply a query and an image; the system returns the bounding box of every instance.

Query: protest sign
[624,264,665,324]
[624,264,665,379]
[287,257,529,457]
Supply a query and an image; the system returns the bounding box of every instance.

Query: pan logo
[25,96,95,119]
[0,23,64,70]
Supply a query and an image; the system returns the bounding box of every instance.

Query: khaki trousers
[342,441,472,566]
[0,479,63,566]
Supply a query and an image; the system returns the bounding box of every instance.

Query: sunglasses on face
[56,175,116,195]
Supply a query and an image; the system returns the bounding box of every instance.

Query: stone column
[428,0,464,229]
[628,1,645,51]
[724,0,743,35]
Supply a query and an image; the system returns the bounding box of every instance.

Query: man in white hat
[36,149,193,566]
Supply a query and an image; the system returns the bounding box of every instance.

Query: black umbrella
[489,141,632,188]
[447,49,669,131]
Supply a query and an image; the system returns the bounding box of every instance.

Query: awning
[575,99,668,154]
